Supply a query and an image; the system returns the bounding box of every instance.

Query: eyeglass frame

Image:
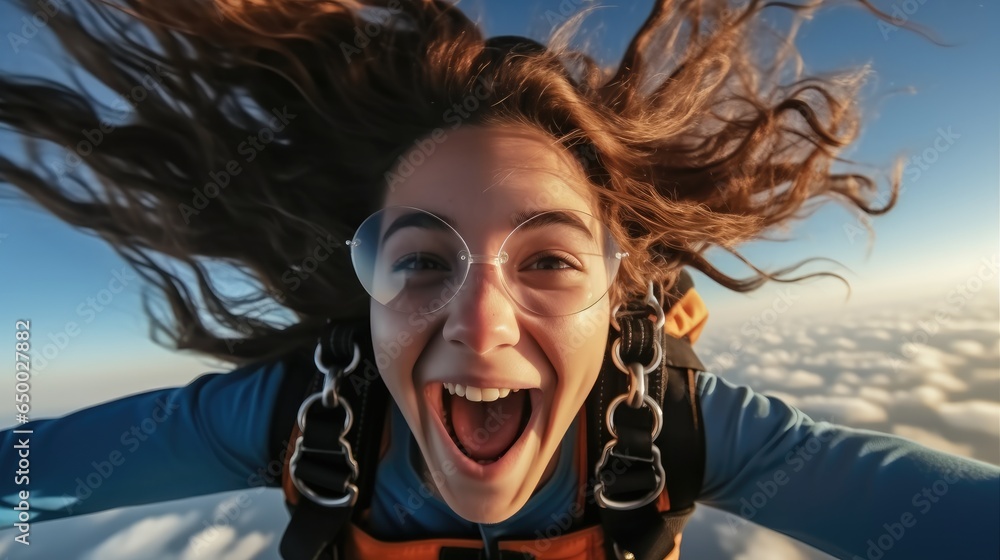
[344,205,630,317]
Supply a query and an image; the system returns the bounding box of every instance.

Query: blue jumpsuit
[1,358,998,558]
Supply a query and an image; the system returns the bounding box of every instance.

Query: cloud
[82,512,199,560]
[830,383,852,395]
[759,349,797,367]
[891,385,947,409]
[716,522,816,560]
[908,346,965,376]
[938,401,1000,438]
[761,331,783,346]
[180,525,237,560]
[794,332,817,346]
[787,370,825,388]
[763,391,800,406]
[971,368,999,382]
[832,337,857,350]
[796,396,888,424]
[869,373,891,386]
[742,365,823,389]
[950,340,985,357]
[923,371,968,392]
[219,532,273,560]
[892,425,974,457]
[837,372,862,385]
[179,526,273,560]
[802,354,830,367]
[859,386,892,405]
[865,329,893,341]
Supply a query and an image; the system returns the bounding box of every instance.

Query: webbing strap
[587,360,705,558]
[280,321,388,560]
[282,499,353,560]
[587,274,707,558]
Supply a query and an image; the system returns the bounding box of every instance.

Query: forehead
[383,125,596,226]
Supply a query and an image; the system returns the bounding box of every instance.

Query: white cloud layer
[82,512,199,560]
[892,424,974,457]
[938,401,1000,438]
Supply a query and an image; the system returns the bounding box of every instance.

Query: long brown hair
[0,0,904,365]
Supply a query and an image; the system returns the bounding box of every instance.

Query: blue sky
[0,0,997,409]
[0,2,997,559]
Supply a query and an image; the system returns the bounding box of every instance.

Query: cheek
[546,304,611,393]
[369,304,427,396]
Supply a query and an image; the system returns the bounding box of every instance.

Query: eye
[391,253,450,272]
[522,251,582,271]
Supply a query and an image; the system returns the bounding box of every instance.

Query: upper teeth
[443,383,521,402]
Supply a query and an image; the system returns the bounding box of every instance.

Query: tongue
[450,391,527,461]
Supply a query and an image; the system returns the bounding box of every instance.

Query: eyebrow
[509,209,595,240]
[381,208,595,244]
[381,211,454,244]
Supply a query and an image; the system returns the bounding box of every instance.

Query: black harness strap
[280,321,388,560]
[588,275,706,559]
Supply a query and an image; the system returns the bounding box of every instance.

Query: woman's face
[369,124,613,523]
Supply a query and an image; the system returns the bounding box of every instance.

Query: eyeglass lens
[348,207,624,316]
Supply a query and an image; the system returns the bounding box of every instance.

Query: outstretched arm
[0,357,294,524]
[697,371,1000,559]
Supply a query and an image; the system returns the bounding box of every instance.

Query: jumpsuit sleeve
[696,370,1000,559]
[0,357,290,525]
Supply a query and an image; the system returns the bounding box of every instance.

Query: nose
[441,264,520,354]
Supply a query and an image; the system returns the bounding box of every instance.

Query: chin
[444,491,526,524]
[415,400,558,523]
[434,464,543,524]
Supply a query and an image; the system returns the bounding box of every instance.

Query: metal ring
[643,279,666,332]
[289,437,359,508]
[625,362,646,408]
[322,372,340,408]
[593,443,665,511]
[313,340,361,377]
[289,392,360,507]
[611,336,663,375]
[605,394,663,441]
[314,341,361,408]
[296,392,354,436]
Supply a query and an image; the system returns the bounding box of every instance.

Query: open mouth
[437,383,534,465]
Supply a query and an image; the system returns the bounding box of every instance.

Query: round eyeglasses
[346,206,628,316]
